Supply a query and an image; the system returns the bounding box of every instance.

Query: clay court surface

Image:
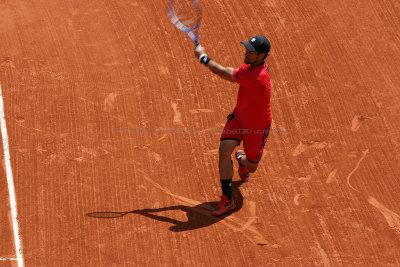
[1,0,400,266]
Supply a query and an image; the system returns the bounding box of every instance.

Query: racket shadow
[86,181,244,232]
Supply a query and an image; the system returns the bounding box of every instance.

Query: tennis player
[195,36,272,216]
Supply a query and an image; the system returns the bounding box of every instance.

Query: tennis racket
[168,0,202,46]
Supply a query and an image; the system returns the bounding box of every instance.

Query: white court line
[0,83,24,267]
[0,258,17,261]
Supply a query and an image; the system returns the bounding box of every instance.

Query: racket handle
[195,45,205,55]
[187,31,199,46]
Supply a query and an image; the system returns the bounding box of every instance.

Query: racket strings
[169,0,202,30]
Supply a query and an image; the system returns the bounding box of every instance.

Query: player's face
[244,49,264,65]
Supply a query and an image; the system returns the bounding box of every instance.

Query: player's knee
[218,141,237,159]
[247,162,258,173]
[218,145,232,159]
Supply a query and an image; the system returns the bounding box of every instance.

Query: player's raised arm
[194,45,236,83]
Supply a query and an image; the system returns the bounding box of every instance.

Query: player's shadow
[86,181,244,232]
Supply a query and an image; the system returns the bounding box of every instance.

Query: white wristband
[199,53,207,61]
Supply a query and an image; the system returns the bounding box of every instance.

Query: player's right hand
[195,45,205,58]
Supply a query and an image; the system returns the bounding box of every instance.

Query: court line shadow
[86,181,244,232]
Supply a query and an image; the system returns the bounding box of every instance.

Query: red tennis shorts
[220,113,270,163]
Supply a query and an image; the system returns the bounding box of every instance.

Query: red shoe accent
[212,195,236,216]
[235,150,250,182]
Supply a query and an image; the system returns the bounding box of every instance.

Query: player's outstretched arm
[194,45,235,83]
[207,61,235,83]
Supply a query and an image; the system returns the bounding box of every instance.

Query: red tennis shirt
[232,62,272,129]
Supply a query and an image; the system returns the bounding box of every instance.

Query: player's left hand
[194,45,205,58]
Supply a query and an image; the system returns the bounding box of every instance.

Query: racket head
[168,0,202,45]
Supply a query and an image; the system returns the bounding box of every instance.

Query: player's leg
[235,150,250,182]
[219,113,242,196]
[213,139,239,216]
[237,125,271,180]
[213,113,241,216]
[237,153,258,173]
[219,138,240,186]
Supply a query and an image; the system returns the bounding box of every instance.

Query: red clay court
[0,0,399,266]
